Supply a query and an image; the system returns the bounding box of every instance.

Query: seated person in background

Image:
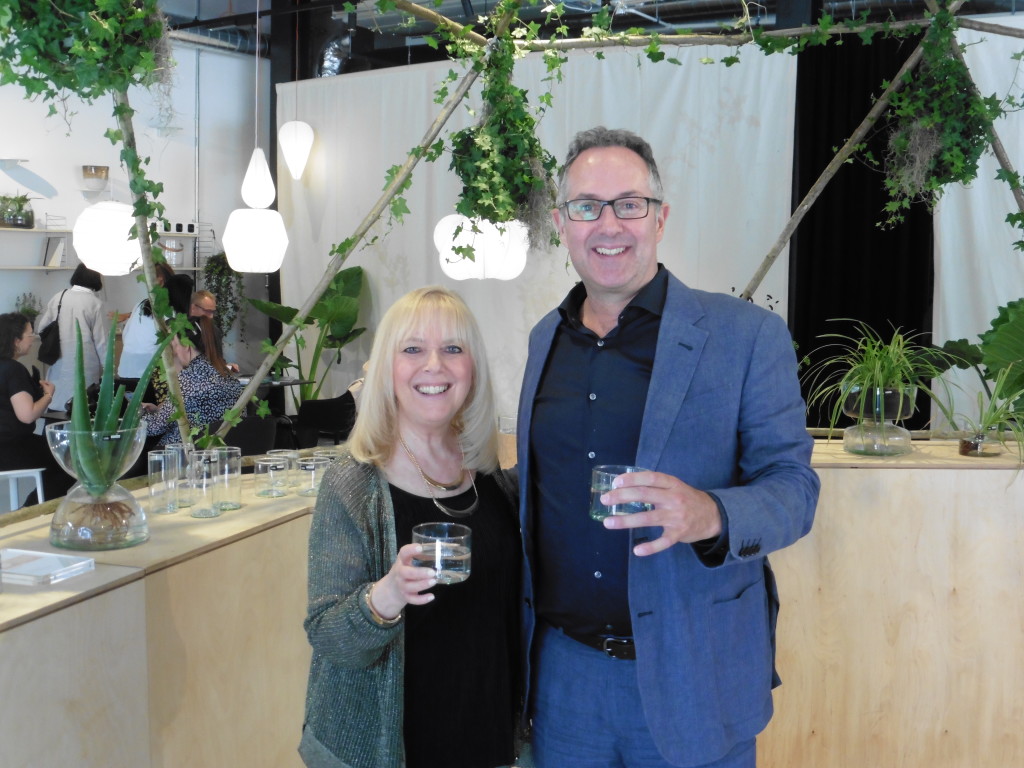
[142,317,243,447]
[189,289,239,372]
[0,313,74,505]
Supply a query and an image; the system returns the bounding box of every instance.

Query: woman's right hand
[368,543,438,619]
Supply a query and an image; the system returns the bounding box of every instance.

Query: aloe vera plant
[68,318,170,496]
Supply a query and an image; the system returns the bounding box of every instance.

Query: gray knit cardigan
[298,447,517,768]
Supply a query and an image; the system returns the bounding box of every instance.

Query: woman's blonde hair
[348,286,498,472]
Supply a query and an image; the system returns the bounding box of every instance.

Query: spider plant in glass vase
[955,365,1024,459]
[804,321,956,456]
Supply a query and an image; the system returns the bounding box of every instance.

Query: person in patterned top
[142,317,243,447]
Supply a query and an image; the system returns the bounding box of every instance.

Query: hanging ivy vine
[416,0,561,250]
[202,252,246,341]
[0,0,171,227]
[880,4,1002,226]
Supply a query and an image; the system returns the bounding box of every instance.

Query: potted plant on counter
[803,320,958,456]
[937,298,1024,460]
[955,365,1024,458]
[45,320,169,550]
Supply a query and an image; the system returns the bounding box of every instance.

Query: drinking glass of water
[411,522,471,585]
[589,465,654,521]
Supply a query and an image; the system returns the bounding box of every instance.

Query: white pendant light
[279,120,314,180]
[241,147,276,208]
[435,214,529,281]
[223,208,289,273]
[73,201,140,276]
[224,0,288,272]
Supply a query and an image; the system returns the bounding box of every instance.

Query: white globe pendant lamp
[279,120,314,180]
[435,214,528,281]
[72,201,140,276]
[223,208,289,273]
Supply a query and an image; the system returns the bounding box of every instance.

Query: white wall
[0,41,269,371]
[276,47,798,417]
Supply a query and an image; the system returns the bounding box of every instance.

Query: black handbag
[37,290,65,366]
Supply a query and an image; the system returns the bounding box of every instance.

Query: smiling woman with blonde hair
[300,286,521,768]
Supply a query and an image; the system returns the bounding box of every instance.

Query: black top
[530,266,668,638]
[392,472,521,768]
[0,358,41,438]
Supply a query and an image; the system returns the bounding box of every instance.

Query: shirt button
[588,451,595,459]
[597,340,605,347]
[594,571,602,579]
[589,393,597,401]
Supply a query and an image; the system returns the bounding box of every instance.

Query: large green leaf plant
[249,266,366,408]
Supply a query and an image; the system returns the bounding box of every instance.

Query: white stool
[0,468,45,510]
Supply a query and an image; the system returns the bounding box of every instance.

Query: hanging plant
[880,5,1002,226]
[202,252,245,341]
[444,0,558,250]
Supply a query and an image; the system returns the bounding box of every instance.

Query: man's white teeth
[596,247,625,255]
[416,385,449,395]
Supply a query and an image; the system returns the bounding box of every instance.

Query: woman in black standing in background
[0,312,74,506]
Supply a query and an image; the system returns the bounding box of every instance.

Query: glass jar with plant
[803,321,958,456]
[0,192,36,228]
[955,365,1024,459]
[45,320,170,550]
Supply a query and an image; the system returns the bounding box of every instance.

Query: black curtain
[788,35,936,429]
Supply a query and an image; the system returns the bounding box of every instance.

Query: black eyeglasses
[561,196,662,222]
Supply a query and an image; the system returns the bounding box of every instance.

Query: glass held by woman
[299,286,522,768]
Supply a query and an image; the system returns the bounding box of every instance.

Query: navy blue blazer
[517,272,820,767]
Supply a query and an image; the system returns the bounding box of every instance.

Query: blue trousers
[530,623,757,768]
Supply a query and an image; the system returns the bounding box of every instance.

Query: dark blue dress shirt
[529,267,669,637]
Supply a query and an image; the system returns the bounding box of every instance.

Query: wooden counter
[0,476,312,768]
[2,441,1021,767]
[761,440,1024,767]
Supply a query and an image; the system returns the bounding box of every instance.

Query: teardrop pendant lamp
[223,0,288,273]
[278,20,314,181]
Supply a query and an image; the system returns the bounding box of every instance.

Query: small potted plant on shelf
[0,192,35,228]
[803,320,958,456]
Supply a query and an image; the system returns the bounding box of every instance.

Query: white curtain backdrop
[935,14,1024,424]
[276,46,797,416]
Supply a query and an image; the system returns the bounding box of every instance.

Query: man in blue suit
[517,127,820,768]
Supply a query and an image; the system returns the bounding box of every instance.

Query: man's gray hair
[556,126,665,203]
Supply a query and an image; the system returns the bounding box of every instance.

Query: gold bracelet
[364,584,402,627]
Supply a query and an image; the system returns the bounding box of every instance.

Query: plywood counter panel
[0,579,150,768]
[0,478,314,768]
[760,441,1024,767]
[146,515,310,768]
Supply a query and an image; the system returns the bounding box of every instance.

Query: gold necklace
[398,434,464,491]
[399,434,478,519]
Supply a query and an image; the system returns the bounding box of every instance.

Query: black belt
[562,628,636,660]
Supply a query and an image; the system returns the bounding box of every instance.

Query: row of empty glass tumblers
[147,446,340,518]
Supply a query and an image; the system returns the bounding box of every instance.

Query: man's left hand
[600,470,721,556]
